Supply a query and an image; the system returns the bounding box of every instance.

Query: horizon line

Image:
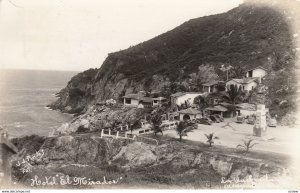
[0,67,88,73]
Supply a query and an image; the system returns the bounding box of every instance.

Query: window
[248,70,253,77]
[125,98,131,104]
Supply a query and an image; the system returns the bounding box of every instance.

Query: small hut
[205,105,229,118]
[178,108,202,121]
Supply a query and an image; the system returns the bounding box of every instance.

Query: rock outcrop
[51,105,147,135]
[12,134,294,188]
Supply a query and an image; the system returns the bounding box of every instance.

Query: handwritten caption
[30,175,122,187]
[15,149,44,174]
[221,174,276,188]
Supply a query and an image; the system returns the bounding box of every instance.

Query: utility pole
[220,65,233,81]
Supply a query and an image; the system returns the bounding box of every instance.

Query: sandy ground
[163,118,300,157]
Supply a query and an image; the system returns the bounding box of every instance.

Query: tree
[230,65,246,79]
[236,139,258,152]
[223,85,245,105]
[221,84,246,116]
[131,120,142,133]
[170,82,189,93]
[205,133,219,147]
[176,121,190,141]
[176,120,197,141]
[219,65,233,81]
[189,64,219,91]
[179,100,192,110]
[194,95,209,116]
[161,84,172,98]
[150,108,165,136]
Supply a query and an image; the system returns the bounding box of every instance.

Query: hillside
[49,1,299,121]
[11,134,294,188]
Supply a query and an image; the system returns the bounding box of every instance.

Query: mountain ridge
[49,1,299,121]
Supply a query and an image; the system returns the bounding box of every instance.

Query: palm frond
[249,142,259,148]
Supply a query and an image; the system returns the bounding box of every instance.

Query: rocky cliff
[49,1,299,121]
[12,134,296,188]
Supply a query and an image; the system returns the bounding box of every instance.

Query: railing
[99,121,176,144]
[100,129,136,140]
[130,126,154,135]
[108,122,148,132]
[100,123,155,141]
[160,121,178,131]
[114,124,130,131]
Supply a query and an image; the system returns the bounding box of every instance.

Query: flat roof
[202,80,219,86]
[205,105,228,112]
[178,108,202,115]
[171,92,203,97]
[123,94,155,103]
[246,66,267,72]
[226,77,258,84]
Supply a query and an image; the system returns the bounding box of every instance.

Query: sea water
[0,69,78,137]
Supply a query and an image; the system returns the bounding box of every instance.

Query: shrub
[204,133,219,147]
[236,139,258,152]
[76,125,89,133]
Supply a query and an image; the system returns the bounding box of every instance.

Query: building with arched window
[178,108,202,121]
[225,78,258,92]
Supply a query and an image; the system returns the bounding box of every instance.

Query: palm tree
[205,133,219,147]
[236,139,258,152]
[221,84,246,116]
[176,121,189,141]
[150,112,163,136]
[194,95,209,116]
[223,84,245,104]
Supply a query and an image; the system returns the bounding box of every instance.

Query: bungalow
[178,108,202,121]
[123,93,153,108]
[123,92,166,108]
[205,105,229,118]
[152,97,167,107]
[226,77,258,92]
[245,66,267,78]
[236,103,256,117]
[170,92,203,110]
[202,81,219,93]
[236,103,269,117]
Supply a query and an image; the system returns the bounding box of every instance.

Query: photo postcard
[0,0,300,191]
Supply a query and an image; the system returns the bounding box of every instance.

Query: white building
[123,93,153,108]
[152,97,167,107]
[245,66,267,78]
[226,78,258,92]
[202,81,219,93]
[178,108,202,121]
[236,103,269,117]
[170,92,203,108]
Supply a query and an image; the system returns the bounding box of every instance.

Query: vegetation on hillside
[97,2,297,121]
[51,1,298,122]
[98,3,295,83]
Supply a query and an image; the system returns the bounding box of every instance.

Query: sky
[0,0,243,71]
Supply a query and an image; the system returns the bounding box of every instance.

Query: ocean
[0,69,78,138]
